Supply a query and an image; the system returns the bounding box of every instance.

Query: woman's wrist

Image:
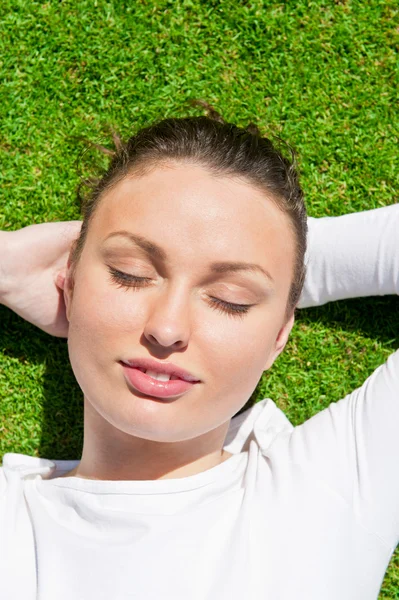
[0,230,13,305]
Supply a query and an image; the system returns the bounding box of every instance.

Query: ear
[263,312,295,371]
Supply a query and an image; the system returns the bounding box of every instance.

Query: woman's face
[65,163,296,443]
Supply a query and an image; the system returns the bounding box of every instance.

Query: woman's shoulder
[1,453,56,485]
[225,398,294,454]
[0,453,79,483]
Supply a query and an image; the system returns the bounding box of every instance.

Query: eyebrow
[103,230,274,284]
[104,231,167,261]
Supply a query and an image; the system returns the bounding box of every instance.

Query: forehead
[90,163,295,279]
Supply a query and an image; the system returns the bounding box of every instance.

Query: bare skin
[61,162,296,481]
[0,222,81,337]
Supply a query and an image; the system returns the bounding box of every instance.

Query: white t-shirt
[1,204,399,599]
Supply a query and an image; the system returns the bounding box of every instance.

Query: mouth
[119,360,201,400]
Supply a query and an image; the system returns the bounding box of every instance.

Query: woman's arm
[298,203,399,309]
[0,221,82,337]
[0,231,12,304]
[291,203,399,550]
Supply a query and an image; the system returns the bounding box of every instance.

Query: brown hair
[71,104,307,320]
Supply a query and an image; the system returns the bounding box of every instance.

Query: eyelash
[107,267,254,318]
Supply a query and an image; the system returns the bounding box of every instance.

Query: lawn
[0,0,398,596]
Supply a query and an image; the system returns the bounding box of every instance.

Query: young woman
[0,114,398,599]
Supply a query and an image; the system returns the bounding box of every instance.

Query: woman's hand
[0,221,82,338]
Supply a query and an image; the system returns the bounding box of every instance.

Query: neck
[63,396,233,481]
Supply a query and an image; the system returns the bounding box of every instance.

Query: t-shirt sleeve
[298,204,399,308]
[0,467,7,543]
[286,349,399,548]
[0,466,6,496]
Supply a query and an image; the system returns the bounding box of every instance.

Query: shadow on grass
[0,305,83,459]
[0,295,398,458]
[296,295,399,349]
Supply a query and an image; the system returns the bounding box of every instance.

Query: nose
[143,284,191,351]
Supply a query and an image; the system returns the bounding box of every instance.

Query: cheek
[197,309,280,397]
[66,272,150,402]
[69,271,146,343]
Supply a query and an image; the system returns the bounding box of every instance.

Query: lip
[120,362,200,400]
[120,358,201,383]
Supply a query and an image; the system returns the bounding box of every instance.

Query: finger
[55,269,67,290]
[58,221,82,249]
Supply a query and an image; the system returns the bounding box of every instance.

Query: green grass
[0,0,398,596]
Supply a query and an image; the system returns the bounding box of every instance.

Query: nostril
[146,332,186,349]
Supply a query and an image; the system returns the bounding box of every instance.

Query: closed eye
[207,296,255,318]
[108,266,152,289]
[107,267,256,318]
